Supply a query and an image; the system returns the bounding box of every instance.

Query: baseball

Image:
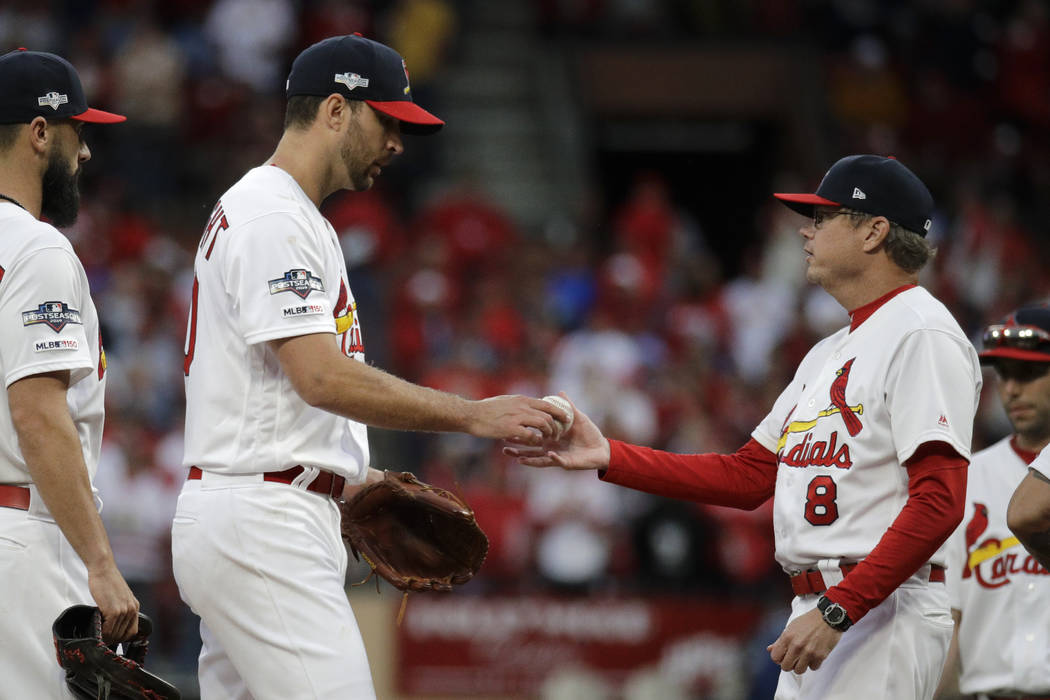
[542,395,574,439]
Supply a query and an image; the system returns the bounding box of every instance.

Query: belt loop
[290,466,320,491]
[816,559,845,589]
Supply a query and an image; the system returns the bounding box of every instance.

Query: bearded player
[173,35,564,699]
[508,155,981,700]
[0,50,138,697]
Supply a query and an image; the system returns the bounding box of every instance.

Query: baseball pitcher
[508,155,982,700]
[172,35,565,699]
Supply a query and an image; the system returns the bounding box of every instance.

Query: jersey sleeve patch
[268,269,324,299]
[34,338,80,352]
[22,301,82,333]
[282,303,325,319]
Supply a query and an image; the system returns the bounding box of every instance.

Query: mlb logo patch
[268,269,325,299]
[22,301,82,333]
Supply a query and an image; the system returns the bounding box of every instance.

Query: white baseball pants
[0,506,91,699]
[774,578,953,699]
[171,476,376,699]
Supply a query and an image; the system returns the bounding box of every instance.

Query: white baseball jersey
[1032,444,1050,480]
[0,200,103,698]
[752,286,981,572]
[182,165,368,481]
[0,201,106,488]
[945,436,1050,695]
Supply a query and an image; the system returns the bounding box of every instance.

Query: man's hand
[87,561,139,643]
[467,394,566,444]
[503,394,611,470]
[767,607,843,674]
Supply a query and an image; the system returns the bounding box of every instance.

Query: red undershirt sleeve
[824,441,967,623]
[600,437,778,511]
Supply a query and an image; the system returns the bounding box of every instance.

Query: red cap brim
[71,107,126,124]
[979,348,1050,364]
[773,193,841,219]
[366,99,443,134]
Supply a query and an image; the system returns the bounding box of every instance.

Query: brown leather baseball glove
[340,470,488,594]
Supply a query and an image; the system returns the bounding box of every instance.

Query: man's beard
[40,151,80,228]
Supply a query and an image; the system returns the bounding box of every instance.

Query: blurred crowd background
[5,0,1050,697]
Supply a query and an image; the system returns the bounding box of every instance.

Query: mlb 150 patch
[22,301,82,333]
[34,338,79,352]
[268,269,324,299]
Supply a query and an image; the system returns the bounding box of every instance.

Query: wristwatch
[817,595,853,631]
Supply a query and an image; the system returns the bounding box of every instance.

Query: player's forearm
[272,333,477,432]
[827,448,966,622]
[1007,471,1050,570]
[8,378,117,570]
[600,438,778,510]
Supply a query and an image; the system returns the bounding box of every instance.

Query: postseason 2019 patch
[22,301,82,333]
[268,269,324,299]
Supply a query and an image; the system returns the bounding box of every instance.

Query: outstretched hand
[503,393,611,470]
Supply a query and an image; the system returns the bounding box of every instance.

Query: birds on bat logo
[268,269,325,300]
[776,359,863,469]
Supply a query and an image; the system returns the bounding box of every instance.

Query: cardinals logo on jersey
[776,359,864,468]
[964,501,1049,587]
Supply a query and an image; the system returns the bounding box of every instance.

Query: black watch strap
[817,595,853,631]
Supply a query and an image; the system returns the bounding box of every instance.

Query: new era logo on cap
[334,72,369,90]
[37,91,68,110]
[773,155,935,238]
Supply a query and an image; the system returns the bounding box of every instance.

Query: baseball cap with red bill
[774,154,934,237]
[980,306,1050,364]
[285,34,443,135]
[0,49,125,124]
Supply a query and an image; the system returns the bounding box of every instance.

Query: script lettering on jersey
[776,359,863,469]
[779,431,853,468]
[962,501,1050,588]
[199,203,230,260]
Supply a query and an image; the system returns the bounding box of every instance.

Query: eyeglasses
[983,324,1050,351]
[812,209,850,229]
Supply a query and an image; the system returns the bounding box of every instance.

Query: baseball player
[0,50,139,697]
[1009,425,1050,575]
[508,155,982,700]
[936,305,1050,699]
[172,35,564,699]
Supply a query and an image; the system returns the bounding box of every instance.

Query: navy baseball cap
[774,155,934,237]
[286,34,443,135]
[979,306,1050,364]
[0,49,125,125]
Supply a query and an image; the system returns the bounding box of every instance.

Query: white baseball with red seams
[542,395,574,439]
